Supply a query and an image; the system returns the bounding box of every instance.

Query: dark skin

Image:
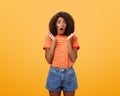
[49,91,61,96]
[45,30,77,64]
[49,91,75,96]
[45,17,78,96]
[46,32,77,96]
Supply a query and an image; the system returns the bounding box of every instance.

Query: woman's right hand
[45,31,56,64]
[47,31,56,43]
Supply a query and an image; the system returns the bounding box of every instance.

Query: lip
[60,28,63,30]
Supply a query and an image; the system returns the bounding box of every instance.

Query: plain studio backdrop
[0,0,120,96]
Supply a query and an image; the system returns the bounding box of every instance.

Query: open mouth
[60,28,63,30]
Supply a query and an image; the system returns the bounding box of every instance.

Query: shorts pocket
[48,68,60,79]
[67,68,76,80]
[68,72,76,79]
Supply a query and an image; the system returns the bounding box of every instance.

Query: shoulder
[44,35,52,41]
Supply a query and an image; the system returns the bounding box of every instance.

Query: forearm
[45,41,56,63]
[67,40,77,62]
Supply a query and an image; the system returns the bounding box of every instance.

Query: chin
[60,32,65,35]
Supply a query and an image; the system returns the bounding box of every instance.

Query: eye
[63,21,66,25]
[56,20,61,24]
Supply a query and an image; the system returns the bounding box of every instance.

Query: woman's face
[56,17,67,35]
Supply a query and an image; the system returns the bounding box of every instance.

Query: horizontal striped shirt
[43,35,80,68]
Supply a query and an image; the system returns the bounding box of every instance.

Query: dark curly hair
[49,11,75,36]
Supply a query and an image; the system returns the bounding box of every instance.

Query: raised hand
[47,30,56,42]
[67,30,76,41]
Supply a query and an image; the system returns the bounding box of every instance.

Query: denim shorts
[46,66,78,92]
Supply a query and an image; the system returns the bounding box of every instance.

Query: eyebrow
[57,19,66,23]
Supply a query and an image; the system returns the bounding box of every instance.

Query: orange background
[0,0,120,96]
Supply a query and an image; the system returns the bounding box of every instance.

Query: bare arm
[67,31,78,63]
[67,40,78,63]
[45,33,56,64]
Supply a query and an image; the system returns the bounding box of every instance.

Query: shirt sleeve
[43,35,51,50]
[71,36,80,50]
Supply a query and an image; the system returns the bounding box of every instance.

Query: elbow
[71,59,76,63]
[45,55,52,64]
[47,60,52,64]
[46,58,52,64]
[71,54,78,63]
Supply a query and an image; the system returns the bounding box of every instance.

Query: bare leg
[49,91,61,96]
[63,91,75,96]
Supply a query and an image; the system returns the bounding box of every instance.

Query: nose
[60,22,64,27]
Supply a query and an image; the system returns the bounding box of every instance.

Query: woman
[43,11,80,96]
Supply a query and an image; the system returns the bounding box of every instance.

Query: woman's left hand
[67,30,76,41]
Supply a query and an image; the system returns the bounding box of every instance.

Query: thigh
[49,91,61,96]
[63,91,75,96]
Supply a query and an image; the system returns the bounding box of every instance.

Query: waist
[50,65,73,72]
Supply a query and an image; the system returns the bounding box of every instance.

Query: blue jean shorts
[46,66,78,92]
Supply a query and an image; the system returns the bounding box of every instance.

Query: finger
[73,30,77,35]
[47,32,51,36]
[48,33,52,39]
[68,32,75,39]
[48,33,55,40]
[47,30,52,37]
[46,29,51,35]
[50,33,54,37]
[75,30,77,33]
[70,31,76,38]
[51,34,55,40]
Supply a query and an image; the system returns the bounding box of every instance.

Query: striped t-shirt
[43,35,80,68]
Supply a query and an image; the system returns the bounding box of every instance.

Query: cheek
[64,25,67,29]
[56,24,59,28]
